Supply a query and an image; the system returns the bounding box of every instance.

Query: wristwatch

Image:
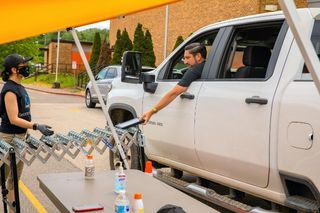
[152,107,158,113]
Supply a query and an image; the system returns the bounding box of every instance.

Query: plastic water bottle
[84,154,95,179]
[114,163,126,193]
[114,191,130,213]
[132,193,144,213]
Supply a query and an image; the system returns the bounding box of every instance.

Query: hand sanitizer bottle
[114,163,126,193]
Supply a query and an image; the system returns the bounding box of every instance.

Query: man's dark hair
[184,42,207,59]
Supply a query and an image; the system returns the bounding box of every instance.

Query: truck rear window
[300,20,320,79]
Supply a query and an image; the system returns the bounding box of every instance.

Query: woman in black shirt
[0,53,54,206]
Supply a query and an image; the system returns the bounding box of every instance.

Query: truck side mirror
[121,51,142,84]
[141,73,158,93]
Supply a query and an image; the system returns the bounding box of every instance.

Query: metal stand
[10,149,20,213]
[137,130,146,172]
[1,148,20,213]
[1,165,8,213]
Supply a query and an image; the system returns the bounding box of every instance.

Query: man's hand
[35,124,54,136]
[141,110,154,125]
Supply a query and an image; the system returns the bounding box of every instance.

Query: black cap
[3,53,33,70]
[1,54,33,81]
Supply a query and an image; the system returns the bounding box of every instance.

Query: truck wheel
[109,134,140,170]
[85,90,96,108]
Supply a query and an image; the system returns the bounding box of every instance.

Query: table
[37,170,218,212]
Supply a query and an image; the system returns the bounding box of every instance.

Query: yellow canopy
[0,0,180,45]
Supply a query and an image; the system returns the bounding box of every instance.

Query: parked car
[106,8,320,212]
[85,65,154,108]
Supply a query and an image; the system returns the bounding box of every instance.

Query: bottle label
[115,175,126,192]
[133,208,144,213]
[115,204,129,213]
[85,166,95,178]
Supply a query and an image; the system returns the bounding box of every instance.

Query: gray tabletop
[37,170,217,212]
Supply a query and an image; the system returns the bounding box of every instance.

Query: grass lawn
[22,73,77,88]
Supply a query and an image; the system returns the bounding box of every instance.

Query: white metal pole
[71,29,129,169]
[279,0,320,94]
[55,31,60,82]
[163,5,169,60]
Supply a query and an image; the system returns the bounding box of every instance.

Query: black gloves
[33,123,54,136]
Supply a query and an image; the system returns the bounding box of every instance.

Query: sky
[76,20,110,31]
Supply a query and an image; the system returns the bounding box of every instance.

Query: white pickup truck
[107,8,320,212]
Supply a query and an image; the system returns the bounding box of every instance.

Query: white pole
[279,0,320,94]
[70,29,130,169]
[55,31,60,82]
[163,5,169,60]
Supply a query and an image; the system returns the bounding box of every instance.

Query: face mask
[17,66,30,77]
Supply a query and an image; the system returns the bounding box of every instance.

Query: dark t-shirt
[177,62,205,87]
[0,80,31,134]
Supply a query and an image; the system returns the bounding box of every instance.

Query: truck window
[96,68,108,80]
[297,20,320,81]
[105,68,117,79]
[159,31,218,80]
[217,22,283,80]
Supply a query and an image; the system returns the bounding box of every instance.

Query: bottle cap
[87,154,93,159]
[145,160,152,174]
[134,193,142,199]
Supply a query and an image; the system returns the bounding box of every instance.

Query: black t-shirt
[177,62,205,87]
[0,80,31,134]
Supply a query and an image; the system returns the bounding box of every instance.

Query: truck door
[143,29,223,168]
[195,21,287,187]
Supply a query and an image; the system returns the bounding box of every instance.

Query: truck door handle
[245,96,268,105]
[180,93,195,100]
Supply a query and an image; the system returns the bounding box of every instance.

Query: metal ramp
[0,126,141,168]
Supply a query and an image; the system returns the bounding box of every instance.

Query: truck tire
[109,110,140,170]
[109,135,140,170]
[85,90,96,108]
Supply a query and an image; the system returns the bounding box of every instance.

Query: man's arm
[141,85,187,124]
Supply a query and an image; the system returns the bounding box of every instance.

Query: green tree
[143,30,156,67]
[121,29,133,52]
[96,39,112,71]
[172,35,184,51]
[111,30,123,64]
[45,29,109,43]
[133,23,145,53]
[0,37,42,71]
[89,32,101,72]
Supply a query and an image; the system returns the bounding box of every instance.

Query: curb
[24,86,85,98]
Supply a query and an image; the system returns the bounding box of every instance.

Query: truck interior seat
[234,46,271,79]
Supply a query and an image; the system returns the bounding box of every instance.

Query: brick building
[44,39,92,73]
[110,0,307,65]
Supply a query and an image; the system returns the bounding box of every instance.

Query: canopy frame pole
[70,28,129,169]
[279,0,320,94]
